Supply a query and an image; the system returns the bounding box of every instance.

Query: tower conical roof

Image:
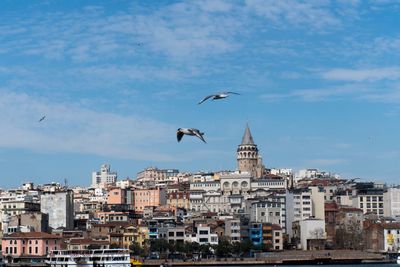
[241,124,255,145]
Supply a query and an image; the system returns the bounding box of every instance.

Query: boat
[131,258,142,266]
[46,249,131,267]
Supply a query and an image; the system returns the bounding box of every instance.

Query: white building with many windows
[91,164,117,187]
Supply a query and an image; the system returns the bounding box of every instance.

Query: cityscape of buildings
[0,125,399,263]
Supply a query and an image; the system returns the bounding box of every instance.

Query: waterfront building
[225,219,241,243]
[250,223,263,246]
[1,232,61,259]
[296,218,326,250]
[190,224,218,245]
[272,224,283,250]
[382,222,400,252]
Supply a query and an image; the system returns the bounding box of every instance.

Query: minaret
[237,124,262,178]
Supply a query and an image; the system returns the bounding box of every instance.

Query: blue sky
[1,0,400,188]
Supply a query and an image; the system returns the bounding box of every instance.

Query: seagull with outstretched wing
[198,91,240,105]
[177,128,206,143]
[38,116,46,122]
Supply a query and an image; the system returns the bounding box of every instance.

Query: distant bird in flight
[177,128,206,143]
[198,92,240,105]
[38,116,46,122]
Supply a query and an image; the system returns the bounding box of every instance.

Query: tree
[149,238,169,253]
[129,241,144,256]
[335,221,364,250]
[239,239,254,257]
[215,237,232,258]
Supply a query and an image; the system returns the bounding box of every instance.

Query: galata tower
[237,125,265,178]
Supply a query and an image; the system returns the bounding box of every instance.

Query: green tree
[150,238,169,253]
[129,241,144,256]
[239,239,254,257]
[215,237,232,258]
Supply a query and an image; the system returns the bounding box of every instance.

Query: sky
[1,0,400,188]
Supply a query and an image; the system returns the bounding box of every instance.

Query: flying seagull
[177,128,206,143]
[38,115,46,122]
[198,92,240,105]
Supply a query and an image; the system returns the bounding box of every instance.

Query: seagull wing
[225,91,240,95]
[198,95,215,105]
[177,131,184,142]
[192,129,207,143]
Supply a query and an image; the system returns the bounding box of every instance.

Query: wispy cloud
[245,0,341,30]
[0,90,176,161]
[321,67,400,82]
[260,83,371,102]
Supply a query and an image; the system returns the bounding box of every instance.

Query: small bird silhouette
[177,128,206,143]
[198,92,240,105]
[38,116,46,122]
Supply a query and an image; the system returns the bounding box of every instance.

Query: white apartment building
[91,164,117,187]
[352,188,385,217]
[298,218,326,250]
[383,188,400,218]
[190,225,218,245]
[225,219,241,243]
[247,200,283,230]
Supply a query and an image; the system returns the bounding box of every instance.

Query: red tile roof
[382,223,400,229]
[69,238,109,245]
[4,232,61,239]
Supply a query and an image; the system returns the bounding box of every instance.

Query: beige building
[310,186,325,220]
[133,188,166,213]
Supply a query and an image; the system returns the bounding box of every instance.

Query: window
[275,232,280,236]
[199,230,209,235]
[35,247,38,254]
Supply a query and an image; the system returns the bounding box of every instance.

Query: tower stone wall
[237,125,265,178]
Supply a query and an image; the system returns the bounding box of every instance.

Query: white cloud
[260,83,370,102]
[322,67,400,82]
[0,90,176,162]
[245,0,341,30]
